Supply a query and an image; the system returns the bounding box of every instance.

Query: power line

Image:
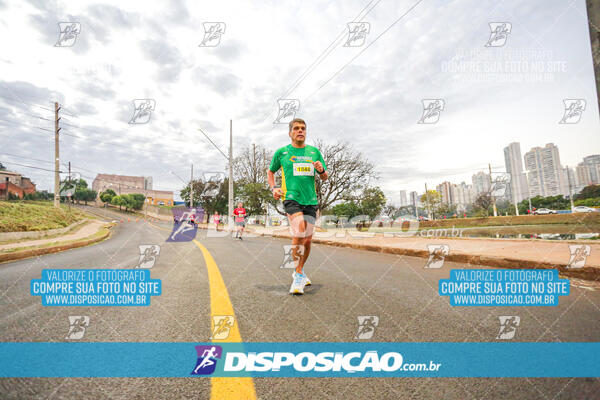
[198,126,229,161]
[1,160,63,173]
[303,0,425,104]
[0,87,54,113]
[261,0,384,123]
[0,152,55,166]
[0,118,55,133]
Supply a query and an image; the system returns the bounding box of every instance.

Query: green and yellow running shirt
[269,144,327,205]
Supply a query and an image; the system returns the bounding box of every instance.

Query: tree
[100,189,116,204]
[180,179,207,208]
[575,197,600,207]
[313,140,378,211]
[474,193,492,216]
[495,199,516,216]
[232,144,278,215]
[437,202,458,217]
[359,187,387,219]
[575,185,600,200]
[332,201,361,220]
[180,178,240,217]
[383,204,400,225]
[420,190,442,218]
[129,193,146,210]
[232,144,272,185]
[0,162,6,171]
[74,188,97,205]
[76,179,88,189]
[237,182,275,216]
[517,195,570,214]
[111,195,125,210]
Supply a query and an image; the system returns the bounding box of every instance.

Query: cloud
[192,66,241,96]
[140,39,184,83]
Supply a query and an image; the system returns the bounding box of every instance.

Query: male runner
[233,202,247,240]
[268,118,328,294]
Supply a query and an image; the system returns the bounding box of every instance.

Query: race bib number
[293,162,314,176]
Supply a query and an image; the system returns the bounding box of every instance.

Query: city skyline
[396,140,600,207]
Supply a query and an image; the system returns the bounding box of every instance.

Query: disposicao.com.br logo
[190,344,441,377]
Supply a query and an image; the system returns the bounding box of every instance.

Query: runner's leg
[288,212,306,274]
[298,218,314,272]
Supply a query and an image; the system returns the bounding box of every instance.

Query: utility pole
[252,143,257,183]
[526,174,533,215]
[53,102,60,208]
[67,161,71,212]
[488,164,498,217]
[511,174,519,216]
[190,163,194,208]
[424,183,431,220]
[566,166,575,212]
[263,148,270,227]
[228,120,233,231]
[414,197,418,219]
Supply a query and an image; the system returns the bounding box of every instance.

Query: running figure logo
[211,316,234,340]
[129,99,155,124]
[559,99,586,124]
[66,316,89,340]
[137,245,161,268]
[199,22,226,47]
[418,99,445,124]
[485,22,512,47]
[490,173,511,198]
[354,316,379,340]
[496,316,520,339]
[425,244,449,269]
[274,99,300,124]
[191,345,223,375]
[281,245,305,269]
[59,172,81,197]
[344,22,370,47]
[168,208,201,242]
[55,22,81,47]
[568,245,591,269]
[202,172,225,198]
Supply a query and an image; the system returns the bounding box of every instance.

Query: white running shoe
[289,272,307,294]
[293,271,311,286]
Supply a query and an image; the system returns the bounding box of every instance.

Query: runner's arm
[267,170,276,189]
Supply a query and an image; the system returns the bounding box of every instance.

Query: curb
[0,226,112,264]
[245,228,600,282]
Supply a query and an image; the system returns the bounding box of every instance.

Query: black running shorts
[283,200,318,220]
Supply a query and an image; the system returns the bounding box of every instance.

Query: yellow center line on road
[148,222,257,399]
[193,239,257,400]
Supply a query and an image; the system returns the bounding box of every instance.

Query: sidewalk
[0,220,111,263]
[0,220,106,251]
[246,226,600,281]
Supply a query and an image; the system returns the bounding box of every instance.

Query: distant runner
[268,118,328,294]
[233,202,247,240]
[213,212,220,231]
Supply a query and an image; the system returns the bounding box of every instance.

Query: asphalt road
[1,206,599,399]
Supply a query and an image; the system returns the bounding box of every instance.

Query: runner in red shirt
[213,212,220,231]
[233,202,247,240]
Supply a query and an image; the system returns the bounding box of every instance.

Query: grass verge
[0,201,88,232]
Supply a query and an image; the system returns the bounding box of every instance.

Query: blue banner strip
[1,342,599,377]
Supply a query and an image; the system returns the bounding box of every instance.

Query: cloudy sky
[0,0,598,203]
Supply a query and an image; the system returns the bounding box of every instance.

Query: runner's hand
[272,187,283,200]
[313,161,324,173]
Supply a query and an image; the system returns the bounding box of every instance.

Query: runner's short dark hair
[289,118,306,132]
